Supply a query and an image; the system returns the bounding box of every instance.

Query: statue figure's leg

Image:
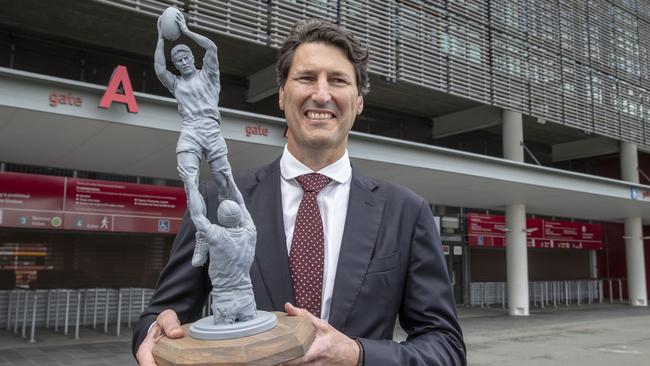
[208,155,238,203]
[235,289,257,322]
[211,291,236,325]
[177,151,209,265]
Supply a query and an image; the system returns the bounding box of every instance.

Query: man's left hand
[281,303,360,366]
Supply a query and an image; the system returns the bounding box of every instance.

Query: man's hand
[157,17,164,39]
[281,303,360,366]
[135,310,184,366]
[177,164,198,187]
[176,12,189,34]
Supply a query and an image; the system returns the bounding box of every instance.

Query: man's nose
[311,76,332,104]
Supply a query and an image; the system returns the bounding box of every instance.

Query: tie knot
[296,173,331,193]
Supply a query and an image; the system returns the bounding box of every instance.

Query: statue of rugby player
[154,12,239,266]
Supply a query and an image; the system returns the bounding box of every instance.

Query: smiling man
[135,19,466,366]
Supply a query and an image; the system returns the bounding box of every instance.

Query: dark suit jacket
[133,159,466,365]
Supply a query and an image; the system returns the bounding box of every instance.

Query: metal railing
[470,278,627,308]
[1,288,154,342]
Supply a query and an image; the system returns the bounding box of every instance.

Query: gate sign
[467,213,602,250]
[0,171,185,234]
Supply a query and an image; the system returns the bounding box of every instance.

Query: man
[135,19,466,365]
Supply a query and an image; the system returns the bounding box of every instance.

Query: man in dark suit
[134,19,466,365]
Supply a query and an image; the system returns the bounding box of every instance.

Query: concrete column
[506,204,529,315]
[503,110,529,315]
[620,141,639,183]
[620,142,647,306]
[502,110,524,162]
[624,217,647,306]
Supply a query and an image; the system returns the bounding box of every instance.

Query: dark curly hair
[276,18,370,96]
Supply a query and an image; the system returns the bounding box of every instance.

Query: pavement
[1,303,649,365]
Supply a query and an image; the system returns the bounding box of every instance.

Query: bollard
[14,289,20,333]
[140,289,146,314]
[618,279,623,302]
[6,290,13,331]
[21,291,29,338]
[598,280,603,303]
[93,289,99,329]
[64,290,71,335]
[577,281,581,305]
[45,290,52,329]
[128,288,133,328]
[104,289,110,333]
[116,290,122,337]
[29,292,37,343]
[75,291,81,340]
[54,289,60,332]
[83,289,88,325]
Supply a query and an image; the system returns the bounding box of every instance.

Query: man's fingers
[136,333,159,366]
[157,310,184,338]
[284,303,329,332]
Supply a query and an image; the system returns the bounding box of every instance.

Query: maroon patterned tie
[289,173,331,318]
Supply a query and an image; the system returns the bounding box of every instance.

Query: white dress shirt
[279,145,352,321]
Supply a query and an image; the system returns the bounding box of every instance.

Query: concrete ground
[1,303,649,365]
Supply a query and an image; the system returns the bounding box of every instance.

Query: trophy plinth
[153,312,315,366]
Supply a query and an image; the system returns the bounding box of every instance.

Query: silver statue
[155,8,276,339]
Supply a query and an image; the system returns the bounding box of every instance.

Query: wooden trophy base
[153,312,315,366]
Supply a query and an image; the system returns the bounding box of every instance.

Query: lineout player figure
[177,165,257,324]
[154,11,240,269]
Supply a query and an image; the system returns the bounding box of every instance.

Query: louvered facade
[98,0,650,148]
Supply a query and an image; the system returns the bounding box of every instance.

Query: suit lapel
[250,160,294,310]
[328,169,384,329]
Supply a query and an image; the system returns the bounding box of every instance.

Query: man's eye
[331,78,349,86]
[296,76,314,82]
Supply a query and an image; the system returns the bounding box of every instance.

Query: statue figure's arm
[154,17,176,91]
[224,173,253,227]
[178,165,211,234]
[176,13,219,73]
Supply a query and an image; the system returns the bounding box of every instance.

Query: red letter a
[99,65,139,113]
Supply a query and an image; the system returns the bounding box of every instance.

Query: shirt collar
[280,145,352,184]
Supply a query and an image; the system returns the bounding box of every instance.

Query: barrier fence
[0,288,155,342]
[469,278,626,308]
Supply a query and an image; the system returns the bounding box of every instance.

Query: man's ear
[278,86,285,111]
[356,95,364,115]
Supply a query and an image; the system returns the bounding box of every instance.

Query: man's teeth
[306,111,334,119]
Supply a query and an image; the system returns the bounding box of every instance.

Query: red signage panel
[467,213,603,250]
[0,172,185,234]
[0,172,65,210]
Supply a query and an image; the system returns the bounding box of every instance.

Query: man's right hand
[136,310,184,366]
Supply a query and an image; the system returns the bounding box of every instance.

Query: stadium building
[0,0,649,334]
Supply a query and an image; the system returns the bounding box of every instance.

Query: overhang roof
[2,67,649,224]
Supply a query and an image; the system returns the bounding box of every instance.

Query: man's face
[172,52,196,76]
[279,42,364,156]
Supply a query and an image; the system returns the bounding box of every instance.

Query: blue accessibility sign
[158,219,170,232]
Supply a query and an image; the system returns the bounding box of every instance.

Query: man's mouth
[305,111,335,120]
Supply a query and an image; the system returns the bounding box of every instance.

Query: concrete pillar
[502,110,524,162]
[620,141,639,183]
[620,142,647,306]
[506,204,529,315]
[502,110,529,315]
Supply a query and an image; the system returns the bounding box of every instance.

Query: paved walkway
[1,303,649,365]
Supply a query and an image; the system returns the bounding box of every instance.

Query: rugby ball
[160,7,182,41]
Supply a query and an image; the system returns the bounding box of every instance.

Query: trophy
[152,7,314,365]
